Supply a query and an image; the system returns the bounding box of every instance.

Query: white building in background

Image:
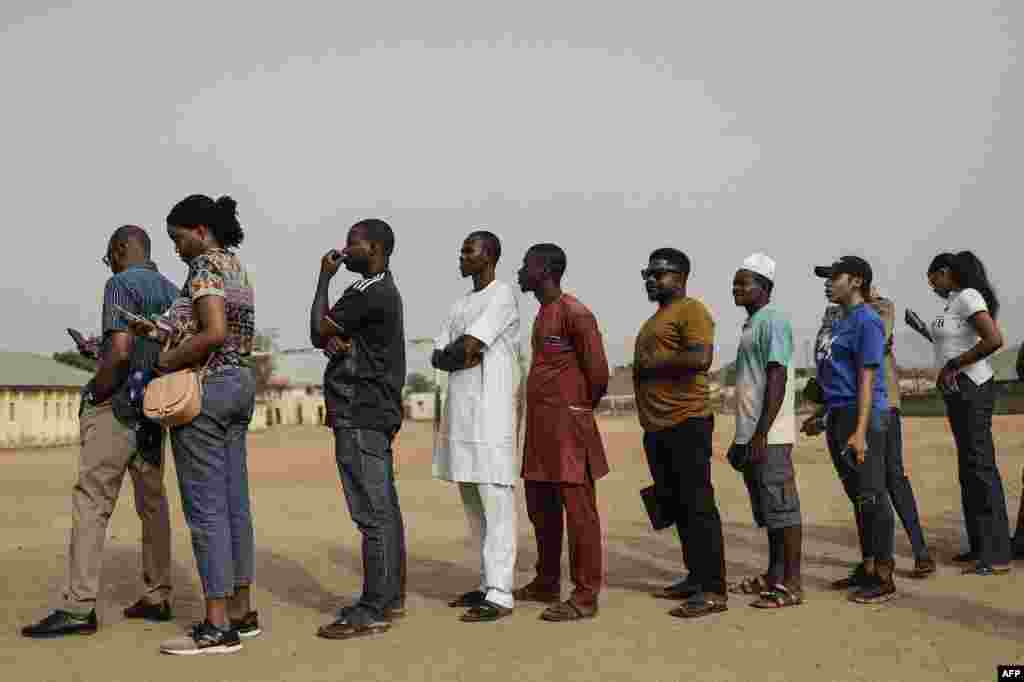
[0,352,92,449]
[260,352,328,428]
[404,392,442,421]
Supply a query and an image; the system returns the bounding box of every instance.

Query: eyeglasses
[641,267,682,280]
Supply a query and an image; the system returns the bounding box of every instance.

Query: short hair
[110,224,151,257]
[527,243,567,280]
[352,218,395,257]
[467,230,502,263]
[648,248,690,277]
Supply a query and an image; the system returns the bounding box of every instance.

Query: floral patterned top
[154,248,255,373]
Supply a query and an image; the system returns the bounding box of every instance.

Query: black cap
[813,256,873,286]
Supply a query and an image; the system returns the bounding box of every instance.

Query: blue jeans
[170,367,256,599]
[944,376,1011,566]
[827,407,895,564]
[334,428,406,617]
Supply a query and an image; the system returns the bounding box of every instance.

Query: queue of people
[20,211,1020,654]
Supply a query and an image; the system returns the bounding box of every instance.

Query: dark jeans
[944,376,1011,566]
[334,428,406,617]
[886,409,929,560]
[170,367,256,599]
[643,416,727,597]
[826,407,895,564]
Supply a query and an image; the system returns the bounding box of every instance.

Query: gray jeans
[334,428,406,616]
[170,367,256,599]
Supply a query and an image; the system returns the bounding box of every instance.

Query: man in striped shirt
[23,226,180,639]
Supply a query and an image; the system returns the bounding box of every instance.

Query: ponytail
[952,251,1000,318]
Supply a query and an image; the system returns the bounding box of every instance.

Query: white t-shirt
[931,288,994,385]
[733,305,796,446]
[433,280,522,485]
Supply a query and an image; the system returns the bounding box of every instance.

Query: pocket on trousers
[354,429,392,489]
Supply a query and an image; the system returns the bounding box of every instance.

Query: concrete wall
[262,388,327,427]
[0,388,82,449]
[249,401,270,432]
[405,392,437,421]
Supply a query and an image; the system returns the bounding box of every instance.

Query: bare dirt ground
[3,416,1024,682]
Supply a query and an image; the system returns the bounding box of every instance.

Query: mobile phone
[111,303,149,325]
[67,328,87,348]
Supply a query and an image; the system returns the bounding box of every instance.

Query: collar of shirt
[123,261,159,273]
[347,270,388,292]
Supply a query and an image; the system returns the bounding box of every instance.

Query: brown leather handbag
[143,343,213,427]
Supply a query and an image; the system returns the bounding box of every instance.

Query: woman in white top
[927,251,1011,574]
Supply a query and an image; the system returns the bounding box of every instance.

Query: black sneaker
[124,598,172,622]
[230,611,262,639]
[160,621,242,655]
[22,610,98,638]
[831,564,870,590]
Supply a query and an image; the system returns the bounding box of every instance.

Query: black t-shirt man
[323,270,406,435]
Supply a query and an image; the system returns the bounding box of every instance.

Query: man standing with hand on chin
[310,219,407,640]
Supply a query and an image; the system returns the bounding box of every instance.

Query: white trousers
[458,482,517,609]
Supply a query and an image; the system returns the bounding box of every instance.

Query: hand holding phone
[67,328,97,359]
[905,308,933,343]
[112,303,148,325]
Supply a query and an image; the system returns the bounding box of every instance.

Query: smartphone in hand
[111,303,149,325]
[67,328,96,359]
[904,308,933,343]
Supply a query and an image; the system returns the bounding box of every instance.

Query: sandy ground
[3,415,1024,682]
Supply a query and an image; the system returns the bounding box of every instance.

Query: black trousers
[826,407,895,563]
[643,416,727,596]
[944,377,1011,566]
[885,410,929,560]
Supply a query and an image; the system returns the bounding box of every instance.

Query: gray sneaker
[160,621,242,655]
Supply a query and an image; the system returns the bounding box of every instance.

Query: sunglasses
[641,267,682,280]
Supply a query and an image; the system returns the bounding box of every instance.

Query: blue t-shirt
[815,303,888,411]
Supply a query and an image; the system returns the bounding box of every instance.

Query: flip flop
[669,594,728,619]
[460,601,513,623]
[728,575,769,595]
[751,585,803,609]
[540,600,597,622]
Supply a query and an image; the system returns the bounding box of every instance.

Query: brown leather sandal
[540,600,597,622]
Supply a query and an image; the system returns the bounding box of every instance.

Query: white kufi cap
[742,253,776,282]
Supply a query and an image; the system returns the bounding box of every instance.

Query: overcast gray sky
[1,0,1019,372]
